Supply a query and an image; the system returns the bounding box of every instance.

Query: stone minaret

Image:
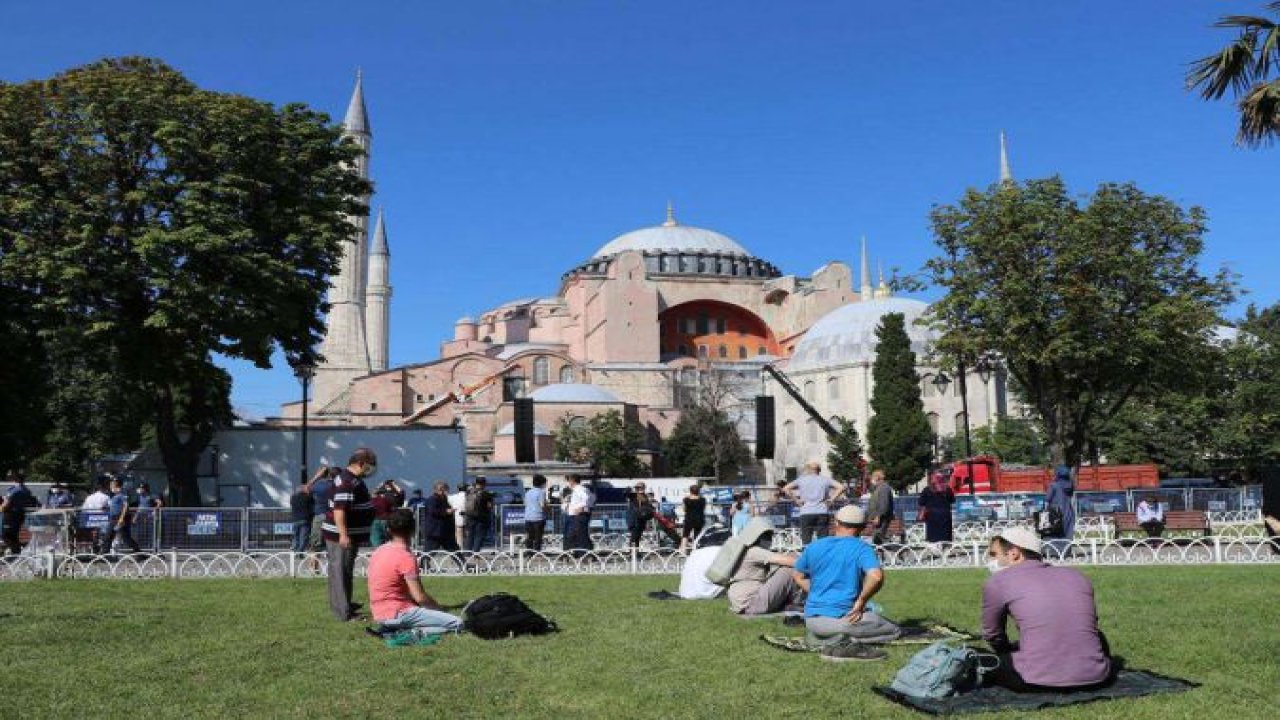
[365,207,391,373]
[313,71,374,410]
[1000,130,1013,183]
[860,236,873,299]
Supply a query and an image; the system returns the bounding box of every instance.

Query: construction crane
[402,365,519,424]
[762,363,841,440]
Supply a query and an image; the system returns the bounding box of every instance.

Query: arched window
[718,345,728,358]
[803,381,815,402]
[568,415,588,431]
[532,357,550,386]
[827,377,840,400]
[806,419,818,443]
[954,412,967,437]
[738,346,748,359]
[559,365,574,384]
[920,374,934,397]
[926,412,940,435]
[784,420,795,444]
[698,345,708,358]
[757,346,767,355]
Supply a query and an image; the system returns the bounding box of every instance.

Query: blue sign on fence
[187,513,221,536]
[79,512,109,530]
[272,523,292,535]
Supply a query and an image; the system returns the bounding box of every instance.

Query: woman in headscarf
[917,472,956,545]
[1044,465,1077,541]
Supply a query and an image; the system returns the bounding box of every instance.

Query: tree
[665,406,753,482]
[925,177,1235,469]
[0,58,367,502]
[1187,3,1280,147]
[553,410,649,478]
[970,417,1046,466]
[866,313,934,491]
[825,417,866,489]
[1202,308,1280,480]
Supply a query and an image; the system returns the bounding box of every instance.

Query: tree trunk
[153,387,214,507]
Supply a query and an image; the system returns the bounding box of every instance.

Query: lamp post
[932,368,976,495]
[293,360,316,485]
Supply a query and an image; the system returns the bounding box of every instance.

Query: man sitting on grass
[366,509,463,639]
[727,517,803,616]
[982,527,1114,691]
[793,505,901,661]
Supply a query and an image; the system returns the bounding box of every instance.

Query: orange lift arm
[402,364,518,424]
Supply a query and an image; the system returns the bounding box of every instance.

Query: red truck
[948,456,1159,494]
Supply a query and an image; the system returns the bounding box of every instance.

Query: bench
[1112,510,1210,538]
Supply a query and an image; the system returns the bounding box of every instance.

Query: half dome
[789,297,936,371]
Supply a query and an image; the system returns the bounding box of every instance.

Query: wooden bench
[1113,510,1210,538]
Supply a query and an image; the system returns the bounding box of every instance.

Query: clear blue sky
[5,1,1276,418]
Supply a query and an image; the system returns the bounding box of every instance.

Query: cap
[997,527,1042,555]
[835,505,866,525]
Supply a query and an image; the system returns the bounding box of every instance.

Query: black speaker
[755,395,775,459]
[514,398,535,463]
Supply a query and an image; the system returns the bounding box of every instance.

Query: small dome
[528,383,621,403]
[593,223,750,259]
[455,316,475,324]
[789,298,935,371]
[496,421,552,436]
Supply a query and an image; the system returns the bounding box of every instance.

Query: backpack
[889,642,999,699]
[1035,507,1064,537]
[463,593,558,640]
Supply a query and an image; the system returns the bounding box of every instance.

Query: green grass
[3,567,1279,719]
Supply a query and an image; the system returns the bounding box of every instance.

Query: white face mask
[986,559,1006,575]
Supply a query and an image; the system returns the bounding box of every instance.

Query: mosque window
[568,416,588,431]
[370,402,378,411]
[784,420,795,444]
[716,318,727,334]
[415,393,424,402]
[559,365,574,384]
[803,381,815,402]
[954,413,966,437]
[718,345,728,358]
[806,419,818,443]
[532,357,550,386]
[926,412,939,435]
[698,345,708,358]
[827,377,840,400]
[738,346,748,359]
[921,374,934,396]
[697,314,709,335]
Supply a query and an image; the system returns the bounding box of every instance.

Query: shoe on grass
[819,642,888,663]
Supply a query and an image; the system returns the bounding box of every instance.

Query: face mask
[986,559,1005,575]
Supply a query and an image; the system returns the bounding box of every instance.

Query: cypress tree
[866,313,934,491]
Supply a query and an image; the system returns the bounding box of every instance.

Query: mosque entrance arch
[658,300,780,361]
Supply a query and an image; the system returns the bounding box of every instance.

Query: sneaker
[819,642,889,663]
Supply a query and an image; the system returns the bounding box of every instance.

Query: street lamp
[932,365,976,495]
[293,359,316,485]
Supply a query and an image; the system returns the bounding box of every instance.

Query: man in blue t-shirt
[793,504,900,648]
[104,477,141,553]
[523,475,549,552]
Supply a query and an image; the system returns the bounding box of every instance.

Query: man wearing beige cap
[792,504,901,661]
[982,527,1114,691]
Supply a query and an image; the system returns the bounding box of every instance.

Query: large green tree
[665,405,753,483]
[0,57,367,502]
[553,410,649,478]
[825,417,866,488]
[925,177,1235,469]
[866,313,934,490]
[970,417,1046,466]
[1188,3,1280,147]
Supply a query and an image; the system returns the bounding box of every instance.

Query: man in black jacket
[423,481,459,552]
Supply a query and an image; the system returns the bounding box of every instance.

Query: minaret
[366,207,391,373]
[875,260,891,299]
[999,130,1013,183]
[313,71,374,410]
[860,236,873,299]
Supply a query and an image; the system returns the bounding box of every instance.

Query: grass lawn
[3,566,1279,719]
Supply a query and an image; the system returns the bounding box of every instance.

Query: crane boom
[402,364,518,424]
[762,364,842,440]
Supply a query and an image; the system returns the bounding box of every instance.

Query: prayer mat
[874,669,1196,715]
[760,624,974,653]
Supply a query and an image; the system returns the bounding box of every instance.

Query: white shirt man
[82,488,110,511]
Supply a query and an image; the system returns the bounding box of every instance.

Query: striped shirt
[321,469,374,542]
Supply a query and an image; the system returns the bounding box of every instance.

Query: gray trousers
[743,566,805,615]
[326,539,361,620]
[805,611,901,645]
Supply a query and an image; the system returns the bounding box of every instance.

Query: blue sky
[4,1,1276,418]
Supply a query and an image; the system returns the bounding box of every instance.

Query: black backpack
[463,593,558,640]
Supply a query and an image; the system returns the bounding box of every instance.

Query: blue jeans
[290,520,311,553]
[465,516,490,552]
[379,605,463,635]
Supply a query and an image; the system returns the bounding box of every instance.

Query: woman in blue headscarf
[1044,465,1076,540]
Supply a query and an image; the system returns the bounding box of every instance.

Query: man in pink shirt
[367,509,462,638]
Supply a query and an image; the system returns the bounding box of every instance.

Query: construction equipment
[403,365,519,424]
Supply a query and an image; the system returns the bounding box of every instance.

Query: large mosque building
[281,77,1006,483]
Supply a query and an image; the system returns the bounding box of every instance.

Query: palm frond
[1214,14,1276,30]
[1187,31,1260,98]
[1236,79,1280,146]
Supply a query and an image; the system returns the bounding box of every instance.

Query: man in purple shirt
[982,527,1113,691]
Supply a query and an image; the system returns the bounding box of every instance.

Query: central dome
[789,297,936,371]
[592,206,750,259]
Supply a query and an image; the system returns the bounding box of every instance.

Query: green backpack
[889,641,999,699]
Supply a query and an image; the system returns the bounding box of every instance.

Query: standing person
[463,477,495,553]
[524,475,549,553]
[104,477,140,554]
[307,467,334,557]
[406,489,428,511]
[792,505,901,660]
[323,448,378,622]
[366,509,463,639]
[82,480,112,554]
[564,475,592,552]
[369,491,395,549]
[681,485,707,550]
[625,482,654,549]
[1260,474,1280,555]
[982,527,1113,691]
[1,471,35,556]
[288,482,312,554]
[1135,495,1165,538]
[917,472,955,545]
[1044,465,1077,551]
[378,479,406,509]
[45,483,74,509]
[784,462,845,545]
[448,482,468,550]
[865,470,896,546]
[422,481,459,553]
[730,491,754,536]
